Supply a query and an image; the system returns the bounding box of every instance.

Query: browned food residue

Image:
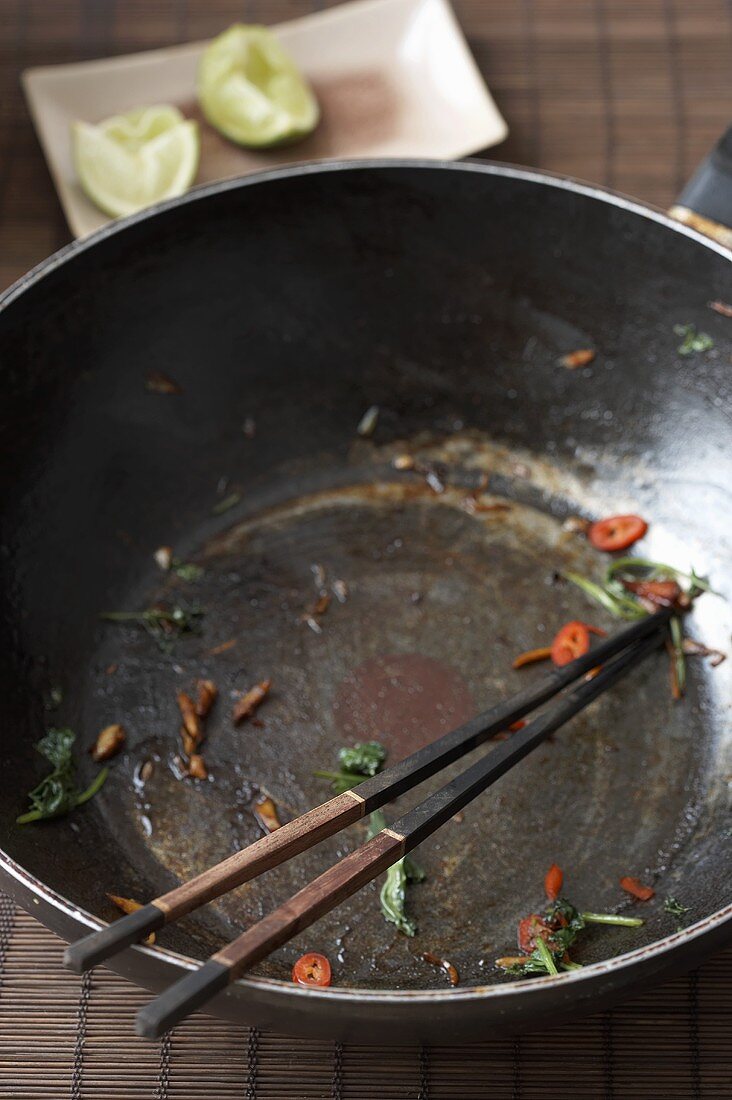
[146,370,182,394]
[682,637,726,667]
[233,679,272,725]
[91,723,126,761]
[106,893,156,944]
[195,679,218,718]
[177,680,217,777]
[421,951,459,986]
[559,348,596,370]
[253,794,281,834]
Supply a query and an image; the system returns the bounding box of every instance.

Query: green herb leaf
[338,741,386,778]
[534,934,558,975]
[580,911,644,928]
[673,323,714,356]
[669,614,686,696]
[498,897,644,981]
[605,558,715,595]
[170,558,204,582]
[317,744,423,935]
[315,741,387,793]
[312,768,376,794]
[563,571,647,620]
[17,729,107,825]
[380,860,417,936]
[663,896,690,927]
[212,492,241,515]
[101,602,203,651]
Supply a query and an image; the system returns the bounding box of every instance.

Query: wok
[0,159,730,1044]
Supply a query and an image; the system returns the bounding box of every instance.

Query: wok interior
[1,166,730,990]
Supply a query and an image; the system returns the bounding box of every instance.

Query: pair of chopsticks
[65,607,671,1037]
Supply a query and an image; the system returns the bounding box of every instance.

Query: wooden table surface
[0,2,730,1097]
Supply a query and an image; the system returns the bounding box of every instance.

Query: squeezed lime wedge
[72,105,199,219]
[197,24,319,148]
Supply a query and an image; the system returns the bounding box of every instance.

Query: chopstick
[64,608,670,976]
[135,626,664,1038]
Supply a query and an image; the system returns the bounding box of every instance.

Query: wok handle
[669,125,732,247]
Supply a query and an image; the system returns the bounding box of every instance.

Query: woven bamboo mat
[1,897,730,1095]
[1,899,731,1098]
[1,0,732,1096]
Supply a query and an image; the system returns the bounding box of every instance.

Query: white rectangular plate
[23,0,507,238]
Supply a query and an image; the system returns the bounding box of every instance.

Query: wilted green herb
[564,571,647,621]
[212,492,241,515]
[17,728,108,824]
[565,558,715,698]
[669,614,686,696]
[367,809,425,937]
[673,324,714,357]
[316,741,425,936]
[101,602,203,651]
[497,897,643,978]
[664,896,691,928]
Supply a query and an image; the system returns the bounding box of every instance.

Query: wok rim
[1,156,730,1013]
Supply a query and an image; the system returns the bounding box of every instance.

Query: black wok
[0,160,730,1043]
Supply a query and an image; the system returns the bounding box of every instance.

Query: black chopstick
[136,627,664,1038]
[65,608,670,976]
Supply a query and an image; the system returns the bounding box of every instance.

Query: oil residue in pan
[78,441,718,991]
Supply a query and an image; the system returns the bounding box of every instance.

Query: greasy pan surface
[0,162,730,1043]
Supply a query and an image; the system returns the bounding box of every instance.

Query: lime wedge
[72,105,199,219]
[197,24,319,148]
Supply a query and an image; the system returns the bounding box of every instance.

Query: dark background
[1,0,731,289]
[0,1,730,1096]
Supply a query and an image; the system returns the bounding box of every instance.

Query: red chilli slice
[588,514,648,552]
[292,952,332,987]
[544,863,564,902]
[518,914,553,954]
[619,876,655,901]
[550,621,607,667]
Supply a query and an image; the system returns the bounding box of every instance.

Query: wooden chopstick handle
[157,790,365,921]
[136,830,404,1038]
[64,790,364,974]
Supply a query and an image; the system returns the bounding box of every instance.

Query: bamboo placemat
[1,898,731,1097]
[1,0,731,1096]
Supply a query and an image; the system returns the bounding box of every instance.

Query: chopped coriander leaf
[673,323,714,356]
[338,741,386,777]
[314,740,387,793]
[497,892,644,980]
[664,897,691,924]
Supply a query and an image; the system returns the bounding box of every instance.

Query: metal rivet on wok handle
[669,124,732,247]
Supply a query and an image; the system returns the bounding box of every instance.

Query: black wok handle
[669,125,732,247]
